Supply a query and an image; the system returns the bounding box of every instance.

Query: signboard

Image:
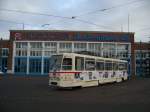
[11,31,132,42]
[14,33,22,40]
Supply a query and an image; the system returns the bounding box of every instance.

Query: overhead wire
[70,0,145,30]
[0,19,24,25]
[137,27,150,31]
[0,8,113,29]
[0,8,72,20]
[74,0,145,17]
[73,18,115,30]
[0,0,145,30]
[0,19,43,29]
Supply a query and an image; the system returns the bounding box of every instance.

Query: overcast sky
[0,0,150,42]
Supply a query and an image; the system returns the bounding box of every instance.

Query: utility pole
[128,14,130,32]
[121,24,123,32]
[23,23,25,30]
[0,42,2,71]
[140,40,142,77]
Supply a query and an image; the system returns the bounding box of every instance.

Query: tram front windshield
[49,55,63,71]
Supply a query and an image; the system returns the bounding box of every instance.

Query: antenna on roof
[128,14,130,32]
[22,23,25,30]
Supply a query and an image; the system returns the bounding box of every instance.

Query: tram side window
[105,61,112,70]
[113,62,118,70]
[96,61,104,70]
[125,63,127,70]
[75,57,84,70]
[62,58,72,70]
[85,58,95,71]
[119,63,126,70]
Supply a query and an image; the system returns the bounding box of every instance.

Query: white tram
[48,53,128,88]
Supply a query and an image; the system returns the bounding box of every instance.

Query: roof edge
[9,29,135,34]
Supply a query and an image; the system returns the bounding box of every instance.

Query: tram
[48,53,128,88]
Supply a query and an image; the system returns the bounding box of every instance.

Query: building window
[30,42,42,49]
[30,51,42,56]
[2,48,9,56]
[16,50,27,56]
[44,42,57,55]
[16,42,27,49]
[117,44,129,59]
[89,43,101,51]
[44,51,56,56]
[103,43,116,58]
[88,43,101,56]
[14,58,27,73]
[0,57,8,72]
[45,42,56,49]
[59,43,72,53]
[29,58,41,73]
[74,43,86,52]
[89,43,95,50]
[45,51,50,56]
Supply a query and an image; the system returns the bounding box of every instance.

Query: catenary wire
[74,0,145,17]
[0,0,145,30]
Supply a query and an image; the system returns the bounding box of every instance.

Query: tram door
[103,61,113,83]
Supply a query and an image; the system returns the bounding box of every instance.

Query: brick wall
[0,40,13,73]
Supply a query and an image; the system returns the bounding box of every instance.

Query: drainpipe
[140,41,142,77]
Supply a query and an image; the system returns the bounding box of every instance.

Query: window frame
[105,61,113,71]
[96,60,104,71]
[113,61,119,71]
[2,48,9,57]
[75,56,84,71]
[85,58,95,71]
[119,62,127,70]
[61,58,72,70]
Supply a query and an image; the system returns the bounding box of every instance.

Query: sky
[0,0,150,42]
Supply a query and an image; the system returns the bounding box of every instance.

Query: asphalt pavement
[0,76,150,112]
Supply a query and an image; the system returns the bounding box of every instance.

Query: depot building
[134,42,150,77]
[0,30,135,76]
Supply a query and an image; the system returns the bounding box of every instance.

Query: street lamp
[41,24,50,29]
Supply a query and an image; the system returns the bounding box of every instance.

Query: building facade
[134,42,150,77]
[7,30,135,77]
[0,40,11,73]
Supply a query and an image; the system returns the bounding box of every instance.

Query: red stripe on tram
[49,71,81,74]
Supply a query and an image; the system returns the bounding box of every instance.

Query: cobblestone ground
[0,76,150,112]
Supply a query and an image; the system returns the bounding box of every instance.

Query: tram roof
[53,53,127,62]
